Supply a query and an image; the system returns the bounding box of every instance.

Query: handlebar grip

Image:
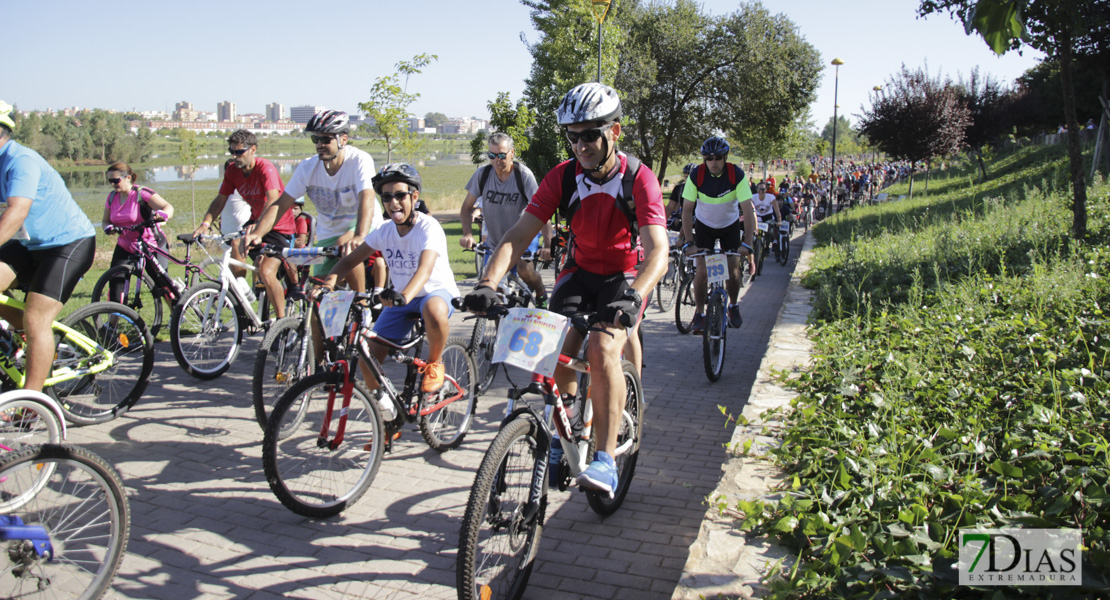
[451,297,464,310]
[619,312,633,328]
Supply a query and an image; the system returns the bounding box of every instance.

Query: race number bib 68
[492,308,571,378]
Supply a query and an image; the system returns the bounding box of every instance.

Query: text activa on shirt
[381,246,422,271]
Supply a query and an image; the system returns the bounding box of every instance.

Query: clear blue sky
[8,0,1044,131]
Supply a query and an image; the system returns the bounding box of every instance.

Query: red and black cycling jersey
[525,153,665,276]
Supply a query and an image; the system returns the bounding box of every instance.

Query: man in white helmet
[463,83,669,496]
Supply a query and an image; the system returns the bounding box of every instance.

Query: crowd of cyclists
[0,86,902,596]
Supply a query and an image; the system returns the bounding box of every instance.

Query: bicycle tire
[674,276,696,334]
[703,293,726,382]
[756,235,767,277]
[252,315,314,430]
[90,264,164,339]
[782,234,791,264]
[262,371,384,518]
[468,317,499,394]
[170,281,243,380]
[419,338,478,452]
[585,359,644,515]
[456,416,545,600]
[50,302,155,426]
[655,254,680,312]
[0,394,64,453]
[0,444,130,600]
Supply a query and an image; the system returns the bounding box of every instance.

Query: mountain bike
[170,232,308,380]
[92,222,220,338]
[691,250,741,382]
[542,222,570,274]
[455,304,644,600]
[0,295,154,426]
[462,246,537,395]
[0,443,130,600]
[262,289,476,518]
[775,218,792,265]
[655,230,684,312]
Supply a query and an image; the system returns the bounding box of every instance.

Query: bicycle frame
[110,224,218,304]
[0,296,114,390]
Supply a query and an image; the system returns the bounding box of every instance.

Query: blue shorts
[372,289,455,341]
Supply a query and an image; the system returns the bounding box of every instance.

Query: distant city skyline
[8,0,1044,133]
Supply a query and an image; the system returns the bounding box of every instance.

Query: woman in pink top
[100,161,175,304]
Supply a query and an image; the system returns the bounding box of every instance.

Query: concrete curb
[672,229,818,599]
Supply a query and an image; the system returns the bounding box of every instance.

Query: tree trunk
[925,160,931,194]
[976,151,988,182]
[1059,37,1088,239]
[908,171,915,199]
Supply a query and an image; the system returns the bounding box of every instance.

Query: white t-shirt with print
[285,145,383,241]
[364,211,460,299]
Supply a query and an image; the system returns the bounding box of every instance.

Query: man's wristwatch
[622,288,643,306]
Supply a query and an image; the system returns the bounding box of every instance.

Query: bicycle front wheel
[91,264,165,339]
[262,371,384,518]
[0,393,64,452]
[51,301,155,426]
[703,294,726,382]
[674,276,696,334]
[457,416,545,600]
[586,359,644,515]
[468,317,499,394]
[170,281,243,380]
[0,444,130,600]
[419,339,477,452]
[252,316,314,430]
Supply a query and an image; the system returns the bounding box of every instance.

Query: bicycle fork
[318,360,355,451]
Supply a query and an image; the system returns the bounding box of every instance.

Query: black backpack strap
[558,159,579,221]
[477,164,493,198]
[512,161,526,198]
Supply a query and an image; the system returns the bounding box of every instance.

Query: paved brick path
[64,231,804,599]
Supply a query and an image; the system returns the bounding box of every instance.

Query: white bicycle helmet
[305,110,350,135]
[556,83,622,126]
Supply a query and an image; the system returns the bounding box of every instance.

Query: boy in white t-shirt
[318,163,459,393]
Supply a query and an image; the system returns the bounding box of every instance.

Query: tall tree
[858,65,972,198]
[955,67,1009,180]
[519,0,624,179]
[358,53,438,163]
[819,115,863,157]
[423,112,448,128]
[918,0,1110,238]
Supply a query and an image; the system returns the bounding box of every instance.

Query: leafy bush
[734,146,1110,597]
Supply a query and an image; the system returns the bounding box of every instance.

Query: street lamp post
[591,1,613,82]
[870,84,881,202]
[830,57,844,212]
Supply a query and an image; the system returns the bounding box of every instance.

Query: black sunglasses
[107,177,123,184]
[487,151,509,160]
[704,154,726,162]
[228,147,250,156]
[311,135,337,145]
[380,191,412,202]
[564,124,612,145]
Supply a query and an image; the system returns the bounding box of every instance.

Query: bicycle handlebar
[452,300,630,330]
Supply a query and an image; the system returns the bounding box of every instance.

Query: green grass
[723,146,1110,598]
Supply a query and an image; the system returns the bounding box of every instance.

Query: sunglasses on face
[704,155,726,162]
[311,135,337,145]
[564,124,611,145]
[228,147,250,156]
[380,191,412,202]
[487,151,509,160]
[108,177,123,184]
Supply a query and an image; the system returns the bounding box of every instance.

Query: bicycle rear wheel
[170,281,243,380]
[252,316,314,430]
[0,444,130,600]
[781,233,791,263]
[755,235,767,277]
[655,254,680,312]
[0,393,64,453]
[419,339,477,452]
[91,264,165,339]
[586,359,644,515]
[468,317,499,394]
[674,276,696,334]
[457,416,545,600]
[50,302,155,426]
[262,371,384,518]
[703,294,726,382]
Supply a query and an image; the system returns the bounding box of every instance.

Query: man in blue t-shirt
[0,100,96,392]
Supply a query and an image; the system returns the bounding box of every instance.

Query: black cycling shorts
[247,230,291,262]
[550,264,644,324]
[693,219,742,253]
[0,236,95,303]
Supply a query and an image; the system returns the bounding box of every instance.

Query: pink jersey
[106,186,165,254]
[218,157,294,235]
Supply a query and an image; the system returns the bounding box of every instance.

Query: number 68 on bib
[491,308,571,378]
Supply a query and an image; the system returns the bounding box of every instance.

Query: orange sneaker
[420,361,445,393]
